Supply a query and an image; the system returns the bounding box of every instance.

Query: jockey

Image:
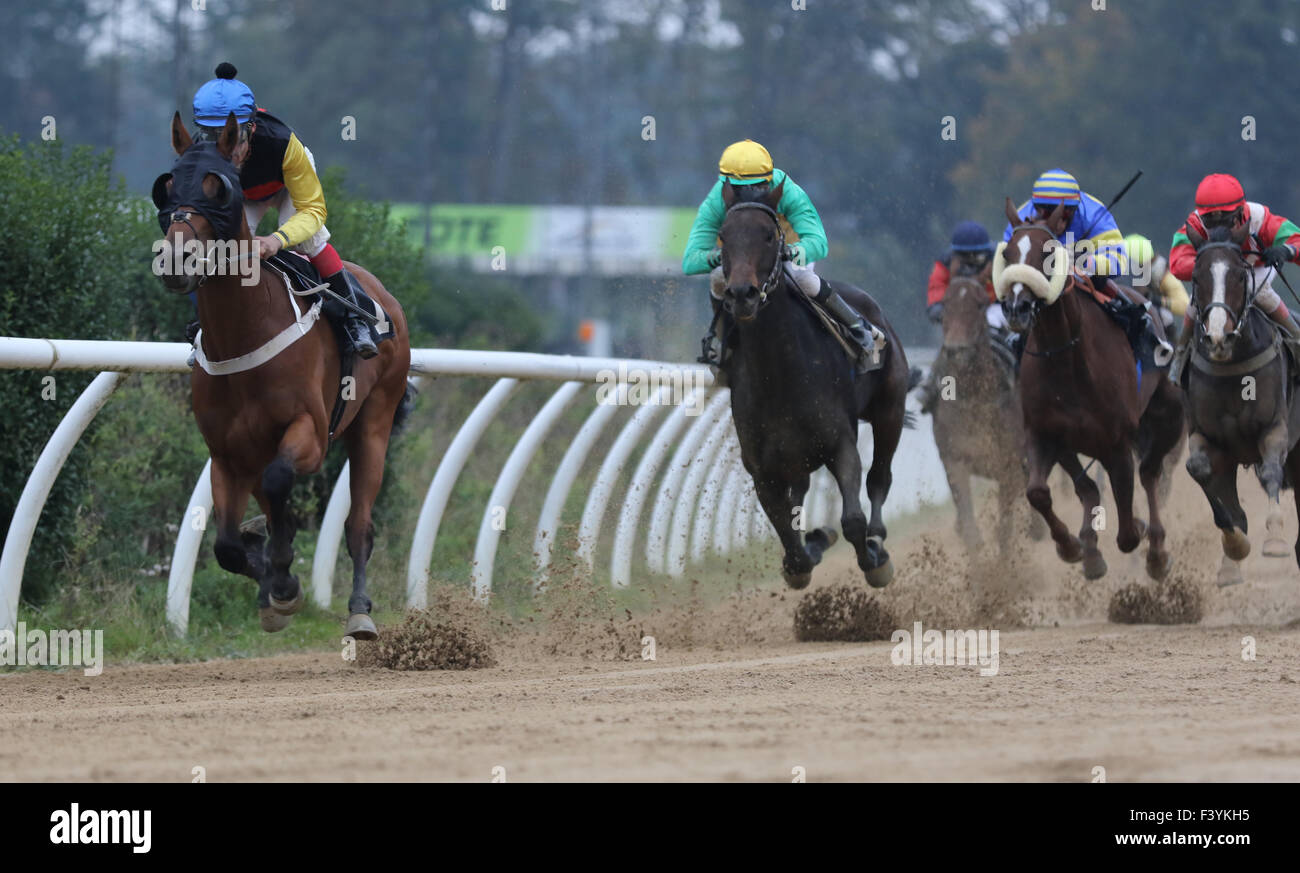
[189,62,379,360]
[1123,233,1188,334]
[1166,172,1300,382]
[917,221,1009,412]
[683,139,885,374]
[925,220,1000,327]
[1003,168,1172,367]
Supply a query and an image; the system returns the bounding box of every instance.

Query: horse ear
[764,178,785,210]
[1004,197,1021,227]
[1230,221,1249,246]
[1047,203,1068,235]
[171,111,192,155]
[217,112,239,160]
[978,259,993,283]
[1186,223,1205,250]
[721,180,737,210]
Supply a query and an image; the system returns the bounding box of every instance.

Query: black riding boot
[324,269,378,359]
[698,297,730,387]
[184,320,200,368]
[817,280,884,374]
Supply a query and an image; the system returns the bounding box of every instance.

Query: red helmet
[1195,173,1246,216]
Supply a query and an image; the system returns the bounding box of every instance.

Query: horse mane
[1207,225,1234,244]
[730,183,771,205]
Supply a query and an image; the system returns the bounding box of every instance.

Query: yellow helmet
[718,139,773,185]
[1124,233,1155,266]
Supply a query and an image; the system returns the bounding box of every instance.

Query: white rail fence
[0,337,944,637]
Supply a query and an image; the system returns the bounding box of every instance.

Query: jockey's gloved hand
[927,302,944,324]
[1263,244,1294,270]
[706,247,723,269]
[785,243,806,266]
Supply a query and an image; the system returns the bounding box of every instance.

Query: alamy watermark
[151,235,261,287]
[595,363,709,416]
[0,623,104,676]
[890,621,999,676]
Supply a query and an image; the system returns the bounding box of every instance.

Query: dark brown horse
[717,180,909,588]
[995,199,1184,580]
[154,112,411,638]
[929,272,1038,553]
[1183,223,1300,585]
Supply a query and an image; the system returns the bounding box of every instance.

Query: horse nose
[727,284,759,302]
[1014,298,1033,318]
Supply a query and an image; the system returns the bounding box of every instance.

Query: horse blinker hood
[153,142,244,241]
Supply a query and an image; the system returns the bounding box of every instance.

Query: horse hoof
[1222,529,1251,561]
[782,571,812,590]
[1216,561,1244,587]
[269,580,304,616]
[1057,537,1084,563]
[865,557,894,589]
[259,607,293,633]
[805,527,838,551]
[344,613,379,641]
[1083,551,1108,580]
[1262,538,1290,558]
[1145,550,1171,581]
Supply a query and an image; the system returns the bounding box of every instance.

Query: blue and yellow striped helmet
[1031,168,1081,207]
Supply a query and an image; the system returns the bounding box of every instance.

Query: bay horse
[154,112,411,638]
[717,180,909,589]
[930,272,1037,553]
[1183,223,1300,585]
[995,198,1183,581]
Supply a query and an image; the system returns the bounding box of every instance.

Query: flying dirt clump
[793,584,897,642]
[355,608,497,670]
[1108,576,1205,625]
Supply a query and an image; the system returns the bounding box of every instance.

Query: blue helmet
[950,220,993,252]
[192,62,255,127]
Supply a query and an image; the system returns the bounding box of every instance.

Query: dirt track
[3,471,1299,782]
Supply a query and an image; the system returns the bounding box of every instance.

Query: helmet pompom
[214,62,238,79]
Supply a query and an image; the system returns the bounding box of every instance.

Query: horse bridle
[1001,221,1081,356]
[161,211,258,292]
[1191,241,1260,342]
[721,201,786,308]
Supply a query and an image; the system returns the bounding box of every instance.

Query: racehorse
[995,198,1184,580]
[1182,223,1300,585]
[153,112,411,638]
[930,272,1038,553]
[717,180,909,589]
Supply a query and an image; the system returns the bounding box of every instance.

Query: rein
[1191,241,1260,342]
[721,201,786,308]
[163,211,260,289]
[1006,222,1082,357]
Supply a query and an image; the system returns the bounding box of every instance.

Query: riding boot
[184,319,200,369]
[324,269,379,359]
[1270,309,1300,378]
[817,280,886,374]
[697,298,730,387]
[1167,328,1193,385]
[1140,307,1175,368]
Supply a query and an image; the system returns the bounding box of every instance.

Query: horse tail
[907,366,924,392]
[392,377,418,435]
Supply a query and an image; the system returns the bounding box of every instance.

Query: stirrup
[697,332,723,367]
[346,318,378,359]
[851,322,885,374]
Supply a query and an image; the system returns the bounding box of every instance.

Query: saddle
[265,252,396,441]
[787,281,863,365]
[266,252,396,347]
